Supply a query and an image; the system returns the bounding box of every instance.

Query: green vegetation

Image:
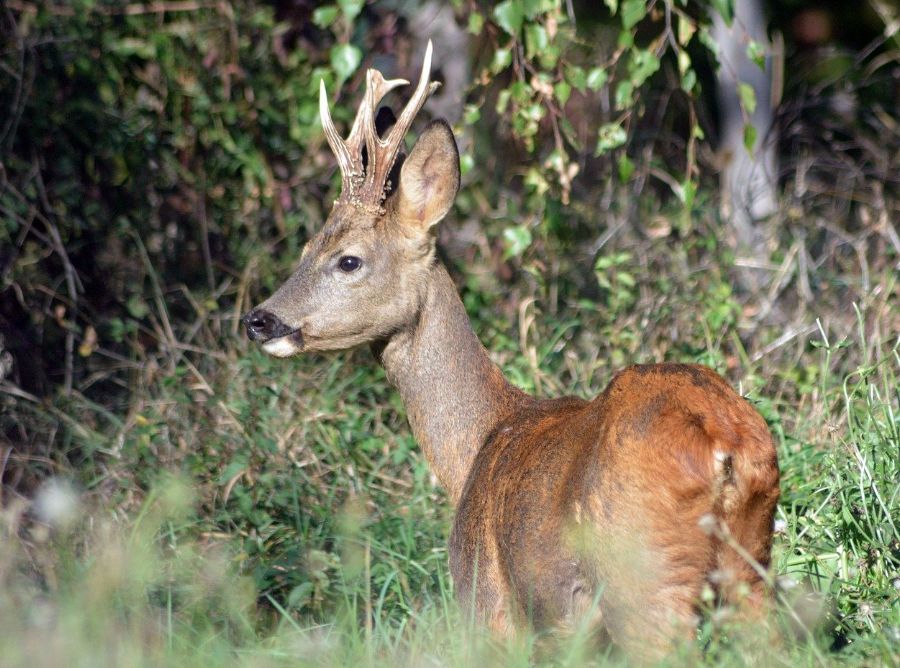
[1,0,899,666]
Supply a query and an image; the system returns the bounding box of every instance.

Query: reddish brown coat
[245,49,780,661]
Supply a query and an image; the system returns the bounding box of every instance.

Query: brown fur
[245,66,780,662]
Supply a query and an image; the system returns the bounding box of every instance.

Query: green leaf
[710,0,734,25]
[525,24,549,59]
[677,16,696,46]
[312,5,339,27]
[567,65,587,91]
[586,67,608,91]
[330,43,362,83]
[491,48,513,73]
[628,48,659,87]
[743,123,758,158]
[523,0,542,19]
[604,0,619,14]
[621,0,646,30]
[219,457,248,486]
[595,122,627,155]
[467,12,484,35]
[463,103,481,125]
[677,49,691,75]
[503,225,532,259]
[459,153,475,176]
[614,80,633,109]
[697,26,720,60]
[737,82,757,116]
[287,582,315,609]
[493,0,524,35]
[337,0,364,22]
[126,296,149,318]
[554,81,571,106]
[746,39,766,70]
[496,89,512,115]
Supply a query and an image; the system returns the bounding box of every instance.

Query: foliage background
[1,0,899,665]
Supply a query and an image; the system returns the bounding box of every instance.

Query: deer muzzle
[242,308,305,357]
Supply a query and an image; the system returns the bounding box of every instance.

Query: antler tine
[363,40,441,202]
[350,70,408,156]
[319,41,440,210]
[319,79,360,194]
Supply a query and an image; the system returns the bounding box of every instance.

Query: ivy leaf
[614,80,634,109]
[567,65,587,91]
[126,296,149,318]
[595,122,627,155]
[746,39,766,70]
[337,0,364,22]
[459,153,475,176]
[491,48,513,72]
[330,43,362,83]
[737,82,757,116]
[554,81,571,106]
[586,67,608,91]
[617,153,635,183]
[463,103,481,125]
[525,24,549,59]
[312,6,339,27]
[467,13,484,35]
[697,25,720,60]
[621,0,646,30]
[503,225,532,259]
[710,0,734,25]
[628,49,659,87]
[677,16,696,46]
[493,1,524,35]
[743,123,758,158]
[523,0,542,19]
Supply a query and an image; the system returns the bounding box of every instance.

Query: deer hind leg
[586,504,715,662]
[601,556,710,661]
[713,450,780,626]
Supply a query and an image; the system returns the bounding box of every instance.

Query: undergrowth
[2,226,899,666]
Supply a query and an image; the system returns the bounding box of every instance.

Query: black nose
[242,309,292,342]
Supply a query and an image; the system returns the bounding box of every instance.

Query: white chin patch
[262,337,301,358]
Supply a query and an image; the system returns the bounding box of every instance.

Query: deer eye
[338,256,362,273]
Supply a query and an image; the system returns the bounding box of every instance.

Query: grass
[2,216,900,667]
[3,0,900,663]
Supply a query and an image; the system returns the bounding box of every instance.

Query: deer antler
[319,40,441,212]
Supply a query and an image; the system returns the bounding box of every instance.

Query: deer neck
[374,262,524,504]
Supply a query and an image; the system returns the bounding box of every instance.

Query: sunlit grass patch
[2,319,899,667]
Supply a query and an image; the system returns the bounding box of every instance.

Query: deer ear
[396,120,460,233]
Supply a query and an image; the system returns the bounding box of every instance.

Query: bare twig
[33,158,81,395]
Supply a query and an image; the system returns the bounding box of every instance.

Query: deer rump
[449,363,779,656]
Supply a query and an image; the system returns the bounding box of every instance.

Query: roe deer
[242,42,780,659]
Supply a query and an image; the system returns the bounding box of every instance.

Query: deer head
[243,42,460,356]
